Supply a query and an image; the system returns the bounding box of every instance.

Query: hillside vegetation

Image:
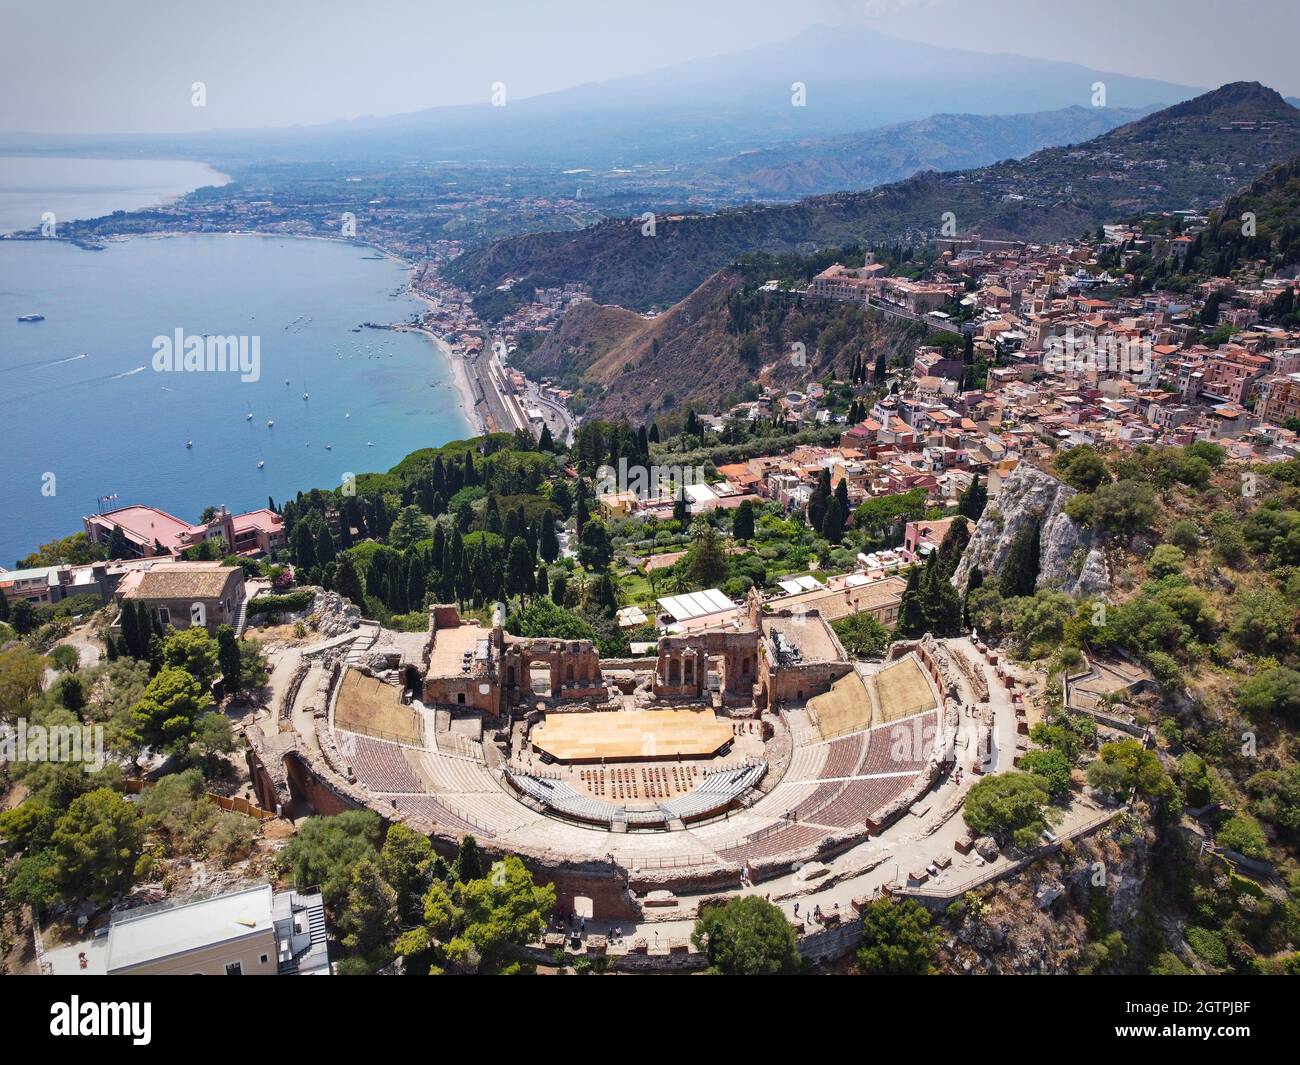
[515,263,922,418]
[964,444,1300,973]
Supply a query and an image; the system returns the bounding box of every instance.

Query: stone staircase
[343,621,381,666]
[232,596,249,637]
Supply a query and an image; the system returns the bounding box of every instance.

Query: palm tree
[667,569,693,595]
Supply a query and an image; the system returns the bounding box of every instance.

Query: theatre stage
[531,709,733,763]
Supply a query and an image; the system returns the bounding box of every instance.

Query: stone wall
[502,637,605,705]
[283,750,367,817]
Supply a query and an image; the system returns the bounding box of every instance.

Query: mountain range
[697,104,1152,200]
[0,25,1195,168]
[449,83,1300,311]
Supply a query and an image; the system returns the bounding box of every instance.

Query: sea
[0,159,472,566]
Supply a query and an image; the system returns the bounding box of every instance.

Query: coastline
[0,230,491,560]
[407,310,488,437]
[5,225,489,441]
[0,157,231,237]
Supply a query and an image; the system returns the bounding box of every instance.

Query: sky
[1,0,1297,134]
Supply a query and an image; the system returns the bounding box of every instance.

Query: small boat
[16,313,44,322]
[325,444,332,450]
[345,412,350,418]
[284,379,290,385]
[367,441,374,447]
[186,439,193,449]
[302,392,309,400]
[266,419,274,428]
[257,460,265,469]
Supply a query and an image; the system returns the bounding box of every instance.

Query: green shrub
[248,590,315,616]
[1186,926,1228,967]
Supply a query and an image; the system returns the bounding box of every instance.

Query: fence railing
[620,852,719,871]
[123,778,277,820]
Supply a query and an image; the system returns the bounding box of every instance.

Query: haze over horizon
[2,0,1298,136]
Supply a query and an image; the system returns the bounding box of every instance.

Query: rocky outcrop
[940,818,1156,974]
[953,462,1107,598]
[308,589,364,637]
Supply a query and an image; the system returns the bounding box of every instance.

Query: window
[157,607,170,625]
[259,954,269,965]
[225,961,243,975]
[456,693,465,704]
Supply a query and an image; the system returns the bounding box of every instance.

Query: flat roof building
[44,883,329,976]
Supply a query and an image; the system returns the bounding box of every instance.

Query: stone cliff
[953,461,1107,598]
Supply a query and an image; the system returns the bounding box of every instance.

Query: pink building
[85,504,285,559]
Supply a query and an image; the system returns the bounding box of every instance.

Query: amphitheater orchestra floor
[530,708,734,763]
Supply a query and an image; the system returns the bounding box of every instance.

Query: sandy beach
[424,326,487,436]
[404,284,487,436]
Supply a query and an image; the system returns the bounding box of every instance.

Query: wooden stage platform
[531,709,733,764]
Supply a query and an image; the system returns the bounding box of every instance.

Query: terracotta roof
[121,563,242,602]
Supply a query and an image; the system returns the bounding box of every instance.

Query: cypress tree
[336,553,365,607]
[936,517,970,580]
[539,510,560,563]
[506,536,535,603]
[121,601,141,659]
[821,496,845,543]
[963,566,984,628]
[807,469,832,532]
[959,475,987,521]
[218,624,243,697]
[733,500,755,542]
[373,495,392,538]
[107,525,129,560]
[999,521,1041,598]
[315,525,337,567]
[896,565,927,637]
[453,836,482,882]
[293,522,317,570]
[503,506,521,546]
